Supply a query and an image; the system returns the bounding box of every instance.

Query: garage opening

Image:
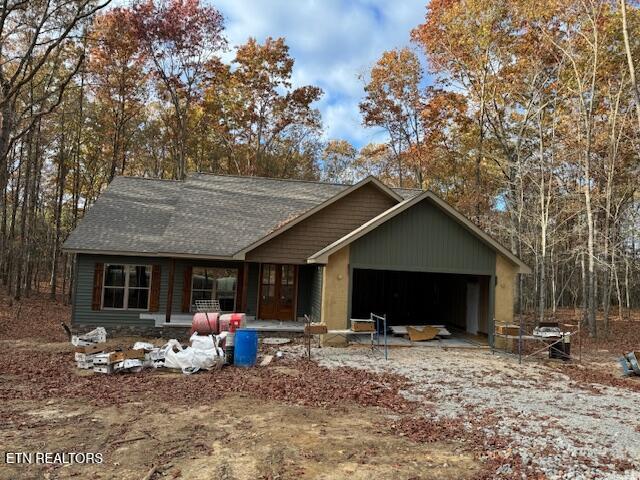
[351,268,490,340]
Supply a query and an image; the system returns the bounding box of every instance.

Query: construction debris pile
[72,327,225,375]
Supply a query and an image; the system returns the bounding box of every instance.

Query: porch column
[240,262,249,313]
[165,258,176,323]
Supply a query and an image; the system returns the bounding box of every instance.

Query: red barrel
[191,312,220,335]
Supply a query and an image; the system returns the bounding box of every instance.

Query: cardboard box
[305,323,328,335]
[109,351,126,363]
[76,360,94,369]
[122,359,143,369]
[496,324,520,336]
[74,344,105,355]
[123,349,145,360]
[92,351,126,365]
[350,319,375,332]
[93,364,115,374]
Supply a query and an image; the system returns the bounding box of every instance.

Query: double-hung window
[102,264,151,310]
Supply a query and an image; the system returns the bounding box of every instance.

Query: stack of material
[71,328,168,374]
[72,327,108,369]
[91,349,145,374]
[496,324,521,336]
[74,344,105,369]
[134,342,166,368]
[70,329,226,375]
[304,323,327,335]
[350,319,375,332]
[72,327,107,346]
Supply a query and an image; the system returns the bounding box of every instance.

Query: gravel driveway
[298,345,640,479]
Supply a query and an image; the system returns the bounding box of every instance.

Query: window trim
[101,264,152,311]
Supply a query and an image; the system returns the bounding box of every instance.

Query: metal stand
[495,321,581,363]
[304,314,313,360]
[371,313,388,360]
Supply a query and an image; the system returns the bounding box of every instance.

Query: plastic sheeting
[162,333,226,375]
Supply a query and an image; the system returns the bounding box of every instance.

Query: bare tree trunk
[50,110,67,301]
[14,133,33,300]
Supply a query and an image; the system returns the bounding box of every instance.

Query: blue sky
[215,0,428,149]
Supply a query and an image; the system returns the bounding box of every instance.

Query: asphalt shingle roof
[63,177,181,254]
[157,174,348,257]
[63,174,419,257]
[65,173,419,257]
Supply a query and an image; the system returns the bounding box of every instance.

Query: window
[102,264,151,310]
[260,264,276,304]
[191,267,237,312]
[280,265,295,307]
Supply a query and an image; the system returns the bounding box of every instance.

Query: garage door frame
[348,262,496,345]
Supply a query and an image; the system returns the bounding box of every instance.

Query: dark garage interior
[350,268,490,335]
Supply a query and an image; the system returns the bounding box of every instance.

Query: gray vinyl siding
[310,265,323,322]
[73,254,244,326]
[73,254,170,326]
[350,198,496,276]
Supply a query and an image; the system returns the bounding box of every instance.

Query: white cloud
[214,0,427,148]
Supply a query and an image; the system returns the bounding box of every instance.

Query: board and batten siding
[73,254,170,326]
[349,198,497,276]
[296,265,311,319]
[295,264,323,321]
[310,265,323,322]
[245,183,397,264]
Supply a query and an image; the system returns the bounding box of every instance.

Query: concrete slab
[384,335,488,348]
[246,320,305,333]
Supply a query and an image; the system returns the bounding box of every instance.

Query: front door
[259,264,297,320]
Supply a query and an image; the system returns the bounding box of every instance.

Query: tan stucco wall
[320,246,350,346]
[495,253,518,348]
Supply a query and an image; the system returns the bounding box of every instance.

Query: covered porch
[159,258,322,327]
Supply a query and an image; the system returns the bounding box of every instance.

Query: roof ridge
[114,175,183,183]
[188,172,352,187]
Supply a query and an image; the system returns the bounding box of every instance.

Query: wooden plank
[407,326,439,341]
[390,325,451,336]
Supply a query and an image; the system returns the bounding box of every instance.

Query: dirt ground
[1,395,478,480]
[0,335,481,480]
[2,291,640,479]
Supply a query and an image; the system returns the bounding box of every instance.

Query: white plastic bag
[162,335,224,374]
